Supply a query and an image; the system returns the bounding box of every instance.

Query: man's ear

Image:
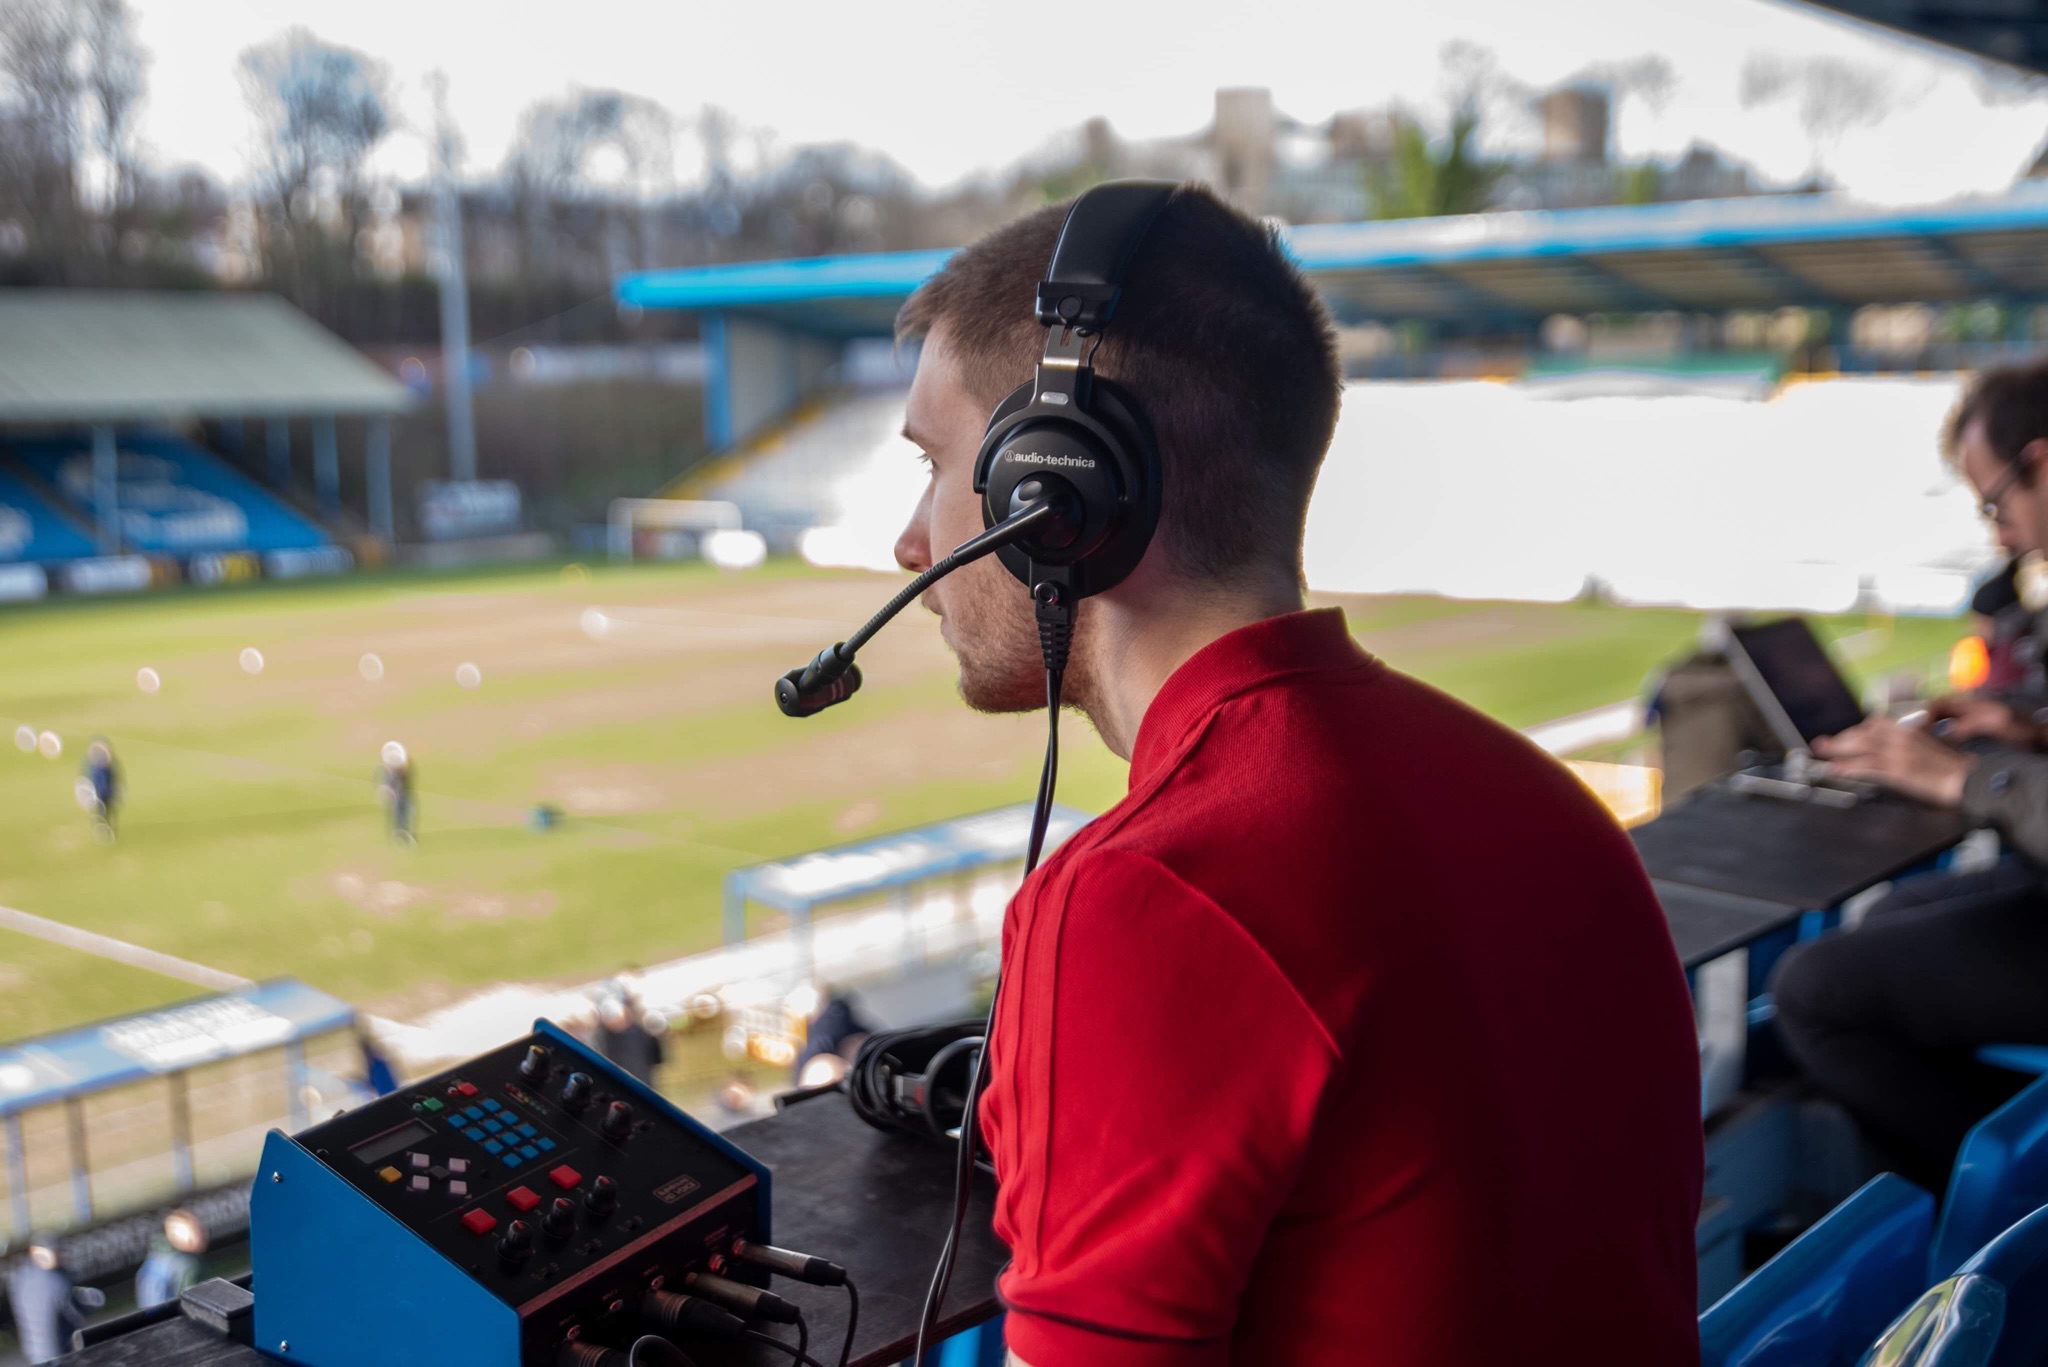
[2024,437,2048,477]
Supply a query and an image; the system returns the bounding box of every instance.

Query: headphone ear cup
[973,381,1037,495]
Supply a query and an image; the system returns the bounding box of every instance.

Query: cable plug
[642,1289,744,1339]
[731,1239,848,1287]
[683,1270,801,1324]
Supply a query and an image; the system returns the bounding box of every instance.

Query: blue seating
[1858,1204,2048,1366]
[1978,1045,2048,1077]
[1931,1075,2048,1281]
[1701,1173,1935,1367]
[0,461,98,562]
[6,430,328,555]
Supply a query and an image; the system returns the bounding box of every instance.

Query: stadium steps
[660,389,913,551]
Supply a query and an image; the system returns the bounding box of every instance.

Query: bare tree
[239,26,391,301]
[502,88,676,276]
[1741,54,1896,182]
[78,0,143,227]
[0,0,84,263]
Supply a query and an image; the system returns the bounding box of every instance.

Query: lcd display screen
[350,1117,435,1166]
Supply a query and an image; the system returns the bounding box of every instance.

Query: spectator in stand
[7,1235,85,1366]
[1783,359,2048,1191]
[135,1209,206,1310]
[595,984,664,1087]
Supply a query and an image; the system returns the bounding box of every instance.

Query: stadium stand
[1698,1173,1935,1367]
[0,458,97,564]
[4,431,330,557]
[0,291,412,570]
[1929,1076,2048,1281]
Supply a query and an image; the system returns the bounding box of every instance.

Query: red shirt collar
[1128,607,1371,790]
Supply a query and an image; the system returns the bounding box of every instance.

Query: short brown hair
[1943,356,2048,473]
[896,185,1341,585]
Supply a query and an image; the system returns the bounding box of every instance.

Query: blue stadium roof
[618,186,2048,333]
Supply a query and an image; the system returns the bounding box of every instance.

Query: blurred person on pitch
[80,737,120,841]
[1780,358,2048,1190]
[135,1209,206,1310]
[376,741,416,846]
[893,184,1701,1367]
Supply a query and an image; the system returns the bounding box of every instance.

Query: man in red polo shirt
[893,186,1702,1366]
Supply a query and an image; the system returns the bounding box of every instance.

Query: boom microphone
[774,486,1074,718]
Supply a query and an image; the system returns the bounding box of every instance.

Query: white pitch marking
[0,902,252,991]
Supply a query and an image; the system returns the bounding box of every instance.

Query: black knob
[585,1175,618,1216]
[497,1219,534,1263]
[542,1197,576,1240]
[559,1071,594,1113]
[519,1044,552,1082]
[600,1100,634,1141]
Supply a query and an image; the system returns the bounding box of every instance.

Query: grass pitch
[0,561,1966,1042]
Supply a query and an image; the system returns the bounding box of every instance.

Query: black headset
[972,180,1173,641]
[773,179,1177,715]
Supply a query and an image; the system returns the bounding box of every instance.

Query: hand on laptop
[1813,717,1975,807]
[1924,694,2038,749]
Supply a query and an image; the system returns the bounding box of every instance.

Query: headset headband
[1034,182,1177,332]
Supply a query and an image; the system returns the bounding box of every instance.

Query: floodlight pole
[91,423,119,553]
[431,72,479,485]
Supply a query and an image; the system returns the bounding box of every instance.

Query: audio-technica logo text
[1005,451,1097,469]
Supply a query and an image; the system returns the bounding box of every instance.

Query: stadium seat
[1977,1044,2048,1076]
[1699,1173,1934,1367]
[1931,1076,2048,1281]
[1858,1205,2048,1367]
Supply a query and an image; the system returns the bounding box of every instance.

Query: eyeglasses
[1979,456,2033,523]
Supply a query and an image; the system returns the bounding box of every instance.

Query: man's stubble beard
[945,561,1088,716]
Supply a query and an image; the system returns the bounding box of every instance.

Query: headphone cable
[911,662,1062,1366]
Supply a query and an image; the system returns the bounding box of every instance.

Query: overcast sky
[125,0,2048,206]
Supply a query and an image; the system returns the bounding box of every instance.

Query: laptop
[1725,617,1867,757]
[1723,617,1875,805]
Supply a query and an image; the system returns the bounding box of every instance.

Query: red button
[505,1185,541,1213]
[461,1209,497,1236]
[548,1165,582,1191]
[455,1082,479,1098]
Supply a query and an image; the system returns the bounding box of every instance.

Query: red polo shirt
[981,609,1702,1366]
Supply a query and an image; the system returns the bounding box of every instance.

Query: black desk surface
[1631,780,1969,910]
[63,1093,1003,1367]
[1653,880,1804,969]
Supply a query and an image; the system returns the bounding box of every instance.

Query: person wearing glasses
[1773,358,2048,1190]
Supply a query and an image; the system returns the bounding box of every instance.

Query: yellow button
[378,1166,402,1183]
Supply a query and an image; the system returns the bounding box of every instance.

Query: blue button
[464,1127,485,1142]
[503,1154,522,1169]
[516,1124,537,1140]
[536,1138,556,1153]
[481,1099,502,1112]
[481,1119,503,1135]
[462,1106,483,1121]
[446,1117,468,1131]
[482,1139,503,1155]
[518,1144,539,1160]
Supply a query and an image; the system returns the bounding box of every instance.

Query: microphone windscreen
[775,663,863,717]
